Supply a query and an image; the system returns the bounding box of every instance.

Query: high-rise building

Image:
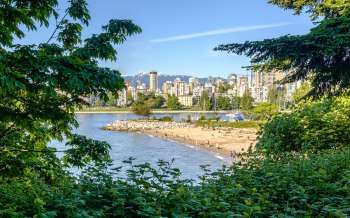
[173,78,186,96]
[238,76,249,96]
[228,73,238,86]
[116,88,127,107]
[189,77,200,94]
[162,81,173,95]
[149,71,158,92]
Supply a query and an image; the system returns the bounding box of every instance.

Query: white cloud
[150,22,292,43]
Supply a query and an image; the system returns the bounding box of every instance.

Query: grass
[194,120,263,129]
[77,106,234,113]
[77,107,132,112]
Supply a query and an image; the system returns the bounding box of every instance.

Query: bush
[257,96,350,153]
[253,102,278,120]
[157,116,174,122]
[132,102,152,116]
[2,149,349,217]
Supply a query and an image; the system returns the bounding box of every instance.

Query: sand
[143,127,257,155]
[104,120,257,155]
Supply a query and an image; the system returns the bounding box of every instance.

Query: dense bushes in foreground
[1,148,350,217]
[258,96,350,153]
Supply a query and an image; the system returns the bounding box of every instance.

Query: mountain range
[123,74,210,87]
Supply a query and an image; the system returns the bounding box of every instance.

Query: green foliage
[257,96,350,153]
[134,93,165,109]
[3,148,349,217]
[267,85,286,108]
[166,95,182,110]
[268,0,350,20]
[195,120,262,129]
[140,116,174,122]
[216,96,232,110]
[199,91,213,110]
[217,83,233,93]
[157,116,174,122]
[0,0,141,181]
[253,102,278,120]
[2,1,350,217]
[132,102,152,116]
[292,81,312,103]
[215,3,350,96]
[240,91,254,110]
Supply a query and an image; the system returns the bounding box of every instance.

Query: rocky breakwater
[104,120,194,132]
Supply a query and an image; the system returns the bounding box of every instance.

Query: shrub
[253,102,278,120]
[257,96,350,153]
[157,116,174,122]
[3,149,349,217]
[132,102,152,116]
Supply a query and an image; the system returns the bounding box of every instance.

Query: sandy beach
[104,121,257,155]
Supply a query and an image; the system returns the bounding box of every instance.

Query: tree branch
[46,11,69,43]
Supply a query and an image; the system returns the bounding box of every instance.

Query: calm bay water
[55,113,231,179]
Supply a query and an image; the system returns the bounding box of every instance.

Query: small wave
[215,155,225,160]
[183,144,195,149]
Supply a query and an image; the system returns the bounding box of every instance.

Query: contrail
[150,22,292,43]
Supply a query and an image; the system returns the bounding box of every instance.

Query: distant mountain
[123,74,209,87]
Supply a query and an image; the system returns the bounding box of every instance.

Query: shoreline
[77,110,232,114]
[104,120,257,156]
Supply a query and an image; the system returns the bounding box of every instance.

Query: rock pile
[104,120,193,132]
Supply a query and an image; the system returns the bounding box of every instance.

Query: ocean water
[54,113,231,180]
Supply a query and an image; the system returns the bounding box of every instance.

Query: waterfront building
[136,83,147,95]
[228,73,238,86]
[149,71,158,92]
[192,86,204,97]
[238,76,249,97]
[204,82,215,96]
[251,69,297,103]
[127,86,137,101]
[162,81,173,95]
[116,88,127,107]
[178,95,194,107]
[172,78,186,96]
[189,77,200,94]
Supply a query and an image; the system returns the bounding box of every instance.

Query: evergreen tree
[200,91,213,110]
[215,1,350,96]
[166,95,182,110]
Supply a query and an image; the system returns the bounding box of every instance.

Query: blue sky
[20,0,314,78]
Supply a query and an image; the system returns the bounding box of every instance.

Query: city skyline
[18,0,314,78]
[110,69,297,109]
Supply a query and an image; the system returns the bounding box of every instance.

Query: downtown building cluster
[115,70,299,108]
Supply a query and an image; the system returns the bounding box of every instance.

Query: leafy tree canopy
[166,95,182,110]
[268,0,350,20]
[253,102,278,120]
[0,0,141,176]
[292,81,312,103]
[216,96,232,110]
[240,91,254,111]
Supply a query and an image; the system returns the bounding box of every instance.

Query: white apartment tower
[149,71,158,92]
